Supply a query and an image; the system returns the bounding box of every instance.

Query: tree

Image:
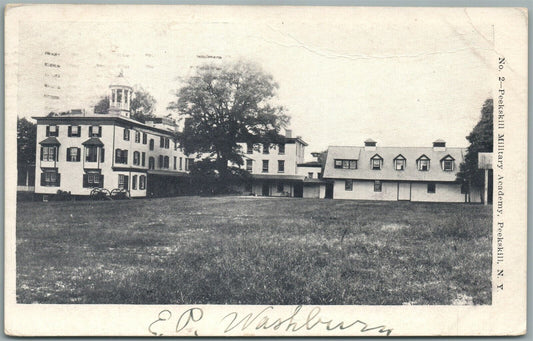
[168,61,289,179]
[17,117,37,185]
[94,87,157,123]
[456,98,493,196]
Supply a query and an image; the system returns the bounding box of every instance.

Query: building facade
[34,74,192,199]
[322,139,482,203]
[236,131,327,198]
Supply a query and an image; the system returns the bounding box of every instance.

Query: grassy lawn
[16,196,491,305]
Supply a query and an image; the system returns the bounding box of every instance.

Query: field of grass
[16,196,492,305]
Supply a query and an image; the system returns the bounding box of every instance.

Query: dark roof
[82,137,104,146]
[297,161,322,167]
[39,137,61,145]
[251,174,305,181]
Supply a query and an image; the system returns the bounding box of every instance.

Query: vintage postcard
[4,4,527,336]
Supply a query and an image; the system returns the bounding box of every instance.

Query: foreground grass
[16,197,491,305]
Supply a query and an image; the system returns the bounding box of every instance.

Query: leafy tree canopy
[17,117,37,166]
[94,87,157,123]
[168,61,289,178]
[456,98,493,188]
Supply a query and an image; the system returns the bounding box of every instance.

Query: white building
[237,130,327,198]
[322,139,482,202]
[34,73,192,198]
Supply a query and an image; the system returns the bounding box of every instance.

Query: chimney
[433,139,446,151]
[364,138,377,151]
[285,129,292,138]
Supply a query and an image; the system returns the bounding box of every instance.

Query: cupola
[108,71,133,118]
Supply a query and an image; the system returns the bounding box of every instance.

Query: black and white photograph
[5,4,527,337]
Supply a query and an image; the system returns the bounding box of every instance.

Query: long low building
[322,139,482,203]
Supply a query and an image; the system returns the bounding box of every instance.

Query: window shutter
[89,126,93,137]
[77,148,81,162]
[68,126,72,137]
[46,126,50,137]
[56,173,61,186]
[40,173,45,186]
[100,148,105,163]
[56,147,59,161]
[40,147,44,161]
[98,126,102,137]
[124,175,129,190]
[124,150,128,164]
[83,174,88,188]
[100,175,104,188]
[66,148,71,161]
[115,149,121,163]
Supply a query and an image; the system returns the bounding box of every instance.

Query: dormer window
[394,155,406,171]
[417,155,430,171]
[334,159,357,169]
[440,155,455,171]
[370,154,383,170]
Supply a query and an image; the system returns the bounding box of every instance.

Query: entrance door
[294,183,303,198]
[262,183,270,196]
[325,183,334,199]
[398,182,411,201]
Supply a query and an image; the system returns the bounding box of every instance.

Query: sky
[16,6,496,158]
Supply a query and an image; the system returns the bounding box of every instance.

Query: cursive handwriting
[222,305,392,335]
[148,306,392,336]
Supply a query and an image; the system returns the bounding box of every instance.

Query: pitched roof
[323,146,465,182]
[39,137,61,145]
[82,137,104,146]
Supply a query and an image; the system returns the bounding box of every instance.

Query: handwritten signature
[148,306,392,336]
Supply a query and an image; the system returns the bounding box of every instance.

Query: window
[165,138,169,149]
[142,133,147,144]
[247,143,253,154]
[149,157,155,170]
[46,125,59,137]
[185,158,193,171]
[318,172,322,179]
[263,143,270,154]
[308,172,314,179]
[174,141,178,151]
[89,126,102,137]
[132,175,137,190]
[86,146,99,162]
[277,183,284,192]
[418,159,429,172]
[158,155,164,168]
[246,159,253,172]
[174,156,177,170]
[278,143,285,155]
[66,147,80,162]
[139,175,146,190]
[443,160,454,171]
[141,152,146,167]
[149,139,154,151]
[133,151,140,165]
[164,156,170,169]
[278,160,285,173]
[115,149,128,164]
[262,160,269,173]
[160,136,164,148]
[345,179,353,191]
[135,131,141,143]
[118,174,128,190]
[68,125,81,137]
[374,180,382,192]
[112,89,116,102]
[41,170,60,186]
[427,183,436,193]
[371,155,383,170]
[334,159,357,169]
[394,157,406,171]
[83,172,103,188]
[123,128,130,141]
[41,146,58,161]
[179,157,183,170]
